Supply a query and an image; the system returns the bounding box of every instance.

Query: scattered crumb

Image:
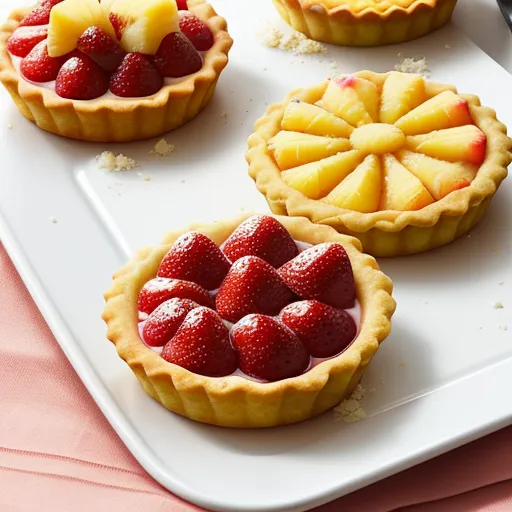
[334,384,367,423]
[258,22,326,54]
[492,247,499,253]
[479,326,483,330]
[499,324,508,331]
[445,44,451,49]
[394,53,430,77]
[493,301,504,309]
[96,151,137,172]
[499,281,505,286]
[150,138,175,157]
[180,179,186,184]
[144,176,151,182]
[7,123,12,129]
[263,66,268,71]
[49,216,58,224]
[220,112,228,122]
[398,361,406,367]
[137,171,151,181]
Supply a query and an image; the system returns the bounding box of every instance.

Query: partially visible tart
[272,0,458,46]
[0,0,232,142]
[247,71,512,257]
[102,214,395,428]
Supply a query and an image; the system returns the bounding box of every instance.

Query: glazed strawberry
[279,243,355,310]
[157,232,230,290]
[138,277,214,315]
[55,54,109,100]
[280,300,357,358]
[179,13,214,51]
[110,53,163,98]
[231,314,309,382]
[215,256,294,323]
[20,40,69,83]
[77,26,125,72]
[177,0,189,9]
[222,215,299,268]
[153,32,202,78]
[7,28,48,58]
[161,307,238,377]
[142,298,198,347]
[20,0,63,27]
[108,13,125,42]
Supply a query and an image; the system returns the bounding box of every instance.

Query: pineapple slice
[48,0,116,57]
[396,150,478,200]
[316,76,379,127]
[281,101,353,138]
[395,91,473,136]
[109,0,179,55]
[281,150,364,200]
[269,131,351,170]
[381,154,434,211]
[324,155,381,213]
[407,125,487,165]
[380,72,427,125]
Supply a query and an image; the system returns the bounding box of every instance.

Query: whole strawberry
[20,40,69,82]
[7,28,48,58]
[222,215,299,268]
[231,314,309,382]
[176,0,188,9]
[138,277,213,315]
[77,26,125,72]
[162,307,238,377]
[153,32,202,78]
[55,54,109,100]
[216,256,295,323]
[157,232,230,290]
[143,298,198,347]
[20,0,63,27]
[179,13,214,51]
[110,53,163,98]
[280,300,357,358]
[279,243,355,310]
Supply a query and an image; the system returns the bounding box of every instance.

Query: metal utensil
[497,0,512,31]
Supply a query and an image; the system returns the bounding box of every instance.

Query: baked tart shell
[0,0,232,143]
[247,71,512,257]
[102,214,395,428]
[273,0,458,46]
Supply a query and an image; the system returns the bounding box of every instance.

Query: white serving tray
[1,1,511,511]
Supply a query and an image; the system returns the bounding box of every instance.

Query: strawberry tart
[247,71,512,257]
[0,0,232,142]
[102,214,395,428]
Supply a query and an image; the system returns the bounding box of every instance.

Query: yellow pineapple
[350,123,405,155]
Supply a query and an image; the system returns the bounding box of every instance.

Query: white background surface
[0,1,512,511]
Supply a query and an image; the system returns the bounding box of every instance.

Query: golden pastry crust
[102,214,395,428]
[273,0,457,46]
[0,0,232,142]
[246,71,512,257]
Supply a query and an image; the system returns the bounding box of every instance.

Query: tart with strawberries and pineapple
[0,0,232,142]
[102,213,395,428]
[247,71,512,257]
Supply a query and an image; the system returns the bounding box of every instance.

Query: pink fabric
[0,244,511,512]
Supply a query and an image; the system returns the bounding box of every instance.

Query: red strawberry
[20,0,63,27]
[215,256,294,323]
[55,54,109,100]
[108,13,126,41]
[177,0,188,9]
[179,13,214,51]
[110,53,163,98]
[278,243,355,310]
[280,300,357,358]
[142,298,198,347]
[157,232,230,291]
[153,32,202,78]
[231,314,309,382]
[20,40,68,83]
[161,307,238,377]
[222,215,299,268]
[7,28,48,58]
[138,277,214,315]
[77,26,125,72]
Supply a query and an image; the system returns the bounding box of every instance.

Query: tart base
[102,214,395,428]
[272,0,457,46]
[0,0,232,142]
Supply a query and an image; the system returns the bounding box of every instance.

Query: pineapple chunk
[324,155,381,213]
[406,125,487,165]
[269,131,351,170]
[316,76,379,127]
[281,150,364,200]
[48,0,116,57]
[281,101,353,138]
[396,150,478,200]
[109,0,179,54]
[380,72,427,124]
[350,123,405,154]
[381,154,434,211]
[395,91,474,136]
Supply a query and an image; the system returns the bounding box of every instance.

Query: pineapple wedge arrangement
[247,71,512,257]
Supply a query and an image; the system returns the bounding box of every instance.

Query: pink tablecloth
[1,245,511,512]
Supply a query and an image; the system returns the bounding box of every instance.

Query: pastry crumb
[180,179,186,184]
[150,138,174,157]
[258,22,326,54]
[498,324,508,331]
[445,44,451,49]
[49,216,58,224]
[394,53,430,77]
[499,281,505,286]
[96,151,137,172]
[398,361,406,367]
[493,301,504,309]
[7,123,12,129]
[334,384,367,423]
